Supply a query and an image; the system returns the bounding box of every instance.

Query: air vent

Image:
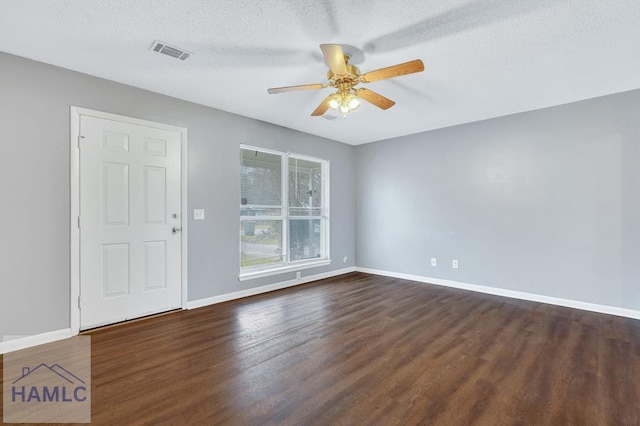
[150,41,191,61]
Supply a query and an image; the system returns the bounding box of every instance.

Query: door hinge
[78,296,81,309]
[77,135,85,149]
[77,216,81,228]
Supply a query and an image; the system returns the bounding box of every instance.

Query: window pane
[289,158,322,217]
[241,149,282,215]
[241,220,283,268]
[289,219,322,261]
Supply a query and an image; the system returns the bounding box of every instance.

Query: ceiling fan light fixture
[329,90,361,116]
[347,95,361,111]
[328,94,341,109]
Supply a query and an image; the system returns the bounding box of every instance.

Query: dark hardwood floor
[3,272,640,425]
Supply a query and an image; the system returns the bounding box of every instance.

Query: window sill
[238,259,332,281]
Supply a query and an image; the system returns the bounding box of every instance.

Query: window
[240,146,330,279]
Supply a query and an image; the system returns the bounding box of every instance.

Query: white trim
[282,153,289,263]
[1,329,73,355]
[180,128,189,310]
[70,107,81,335]
[323,160,330,261]
[356,267,640,320]
[69,107,188,334]
[70,107,186,132]
[239,144,284,157]
[189,266,354,309]
[238,259,332,281]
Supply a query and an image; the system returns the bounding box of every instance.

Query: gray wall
[356,89,640,310]
[3,49,640,340]
[0,52,356,337]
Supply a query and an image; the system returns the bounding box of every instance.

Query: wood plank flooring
[3,272,640,424]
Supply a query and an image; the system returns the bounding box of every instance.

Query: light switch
[193,209,205,220]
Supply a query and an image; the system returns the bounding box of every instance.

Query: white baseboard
[186,267,357,310]
[356,267,640,320]
[1,328,73,354]
[14,267,633,354]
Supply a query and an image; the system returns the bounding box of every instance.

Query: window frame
[239,145,331,280]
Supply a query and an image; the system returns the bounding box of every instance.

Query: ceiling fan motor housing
[327,63,361,89]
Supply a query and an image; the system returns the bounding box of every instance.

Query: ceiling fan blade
[268,83,325,94]
[311,95,333,116]
[360,59,424,83]
[320,44,347,75]
[357,88,396,110]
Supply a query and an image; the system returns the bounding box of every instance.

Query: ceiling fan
[267,44,424,117]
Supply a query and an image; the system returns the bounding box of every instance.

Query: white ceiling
[1,1,639,145]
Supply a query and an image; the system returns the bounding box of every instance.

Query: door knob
[172,226,182,234]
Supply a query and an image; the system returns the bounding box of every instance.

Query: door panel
[144,137,167,156]
[143,241,167,291]
[143,166,167,224]
[102,243,130,297]
[80,115,182,329]
[102,162,130,226]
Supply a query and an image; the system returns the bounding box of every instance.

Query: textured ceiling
[1,1,639,145]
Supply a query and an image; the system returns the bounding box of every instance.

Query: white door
[79,115,182,329]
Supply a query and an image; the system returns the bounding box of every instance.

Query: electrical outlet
[452,260,459,269]
[431,258,437,267]
[343,256,348,263]
[296,271,301,279]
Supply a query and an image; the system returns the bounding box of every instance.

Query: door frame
[69,106,188,335]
